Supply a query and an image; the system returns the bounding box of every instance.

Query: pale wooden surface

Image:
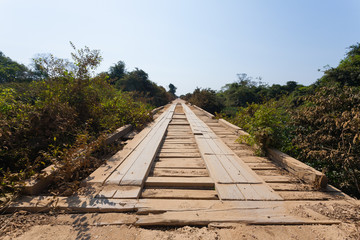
[11,100,357,227]
[182,103,283,201]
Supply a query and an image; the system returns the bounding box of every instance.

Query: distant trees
[0,52,32,83]
[182,87,224,114]
[168,83,177,96]
[319,42,360,87]
[219,74,302,110]
[107,63,173,107]
[108,61,126,84]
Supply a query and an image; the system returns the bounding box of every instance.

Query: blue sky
[1,0,359,95]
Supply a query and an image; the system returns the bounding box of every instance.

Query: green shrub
[292,86,360,197]
[231,100,294,155]
[0,46,153,198]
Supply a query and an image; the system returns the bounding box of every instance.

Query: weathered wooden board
[145,177,214,188]
[159,148,199,153]
[216,184,245,200]
[261,175,300,183]
[152,168,208,177]
[237,184,282,201]
[268,148,328,189]
[202,154,235,183]
[278,191,347,200]
[141,188,218,199]
[160,144,197,149]
[112,186,142,199]
[248,164,278,170]
[182,103,283,201]
[154,160,206,169]
[104,104,176,186]
[158,152,201,158]
[163,139,196,144]
[134,209,325,226]
[97,185,142,199]
[239,156,271,163]
[268,183,314,191]
[253,169,285,176]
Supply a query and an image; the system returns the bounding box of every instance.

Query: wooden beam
[268,148,327,189]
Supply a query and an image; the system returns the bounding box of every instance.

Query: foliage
[109,65,173,107]
[292,86,360,196]
[108,61,126,84]
[168,83,177,97]
[0,45,152,198]
[0,52,32,83]
[319,42,360,87]
[184,87,224,114]
[231,100,294,155]
[218,73,303,111]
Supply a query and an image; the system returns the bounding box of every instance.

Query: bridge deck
[8,99,357,226]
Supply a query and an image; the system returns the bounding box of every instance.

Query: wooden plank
[202,154,235,183]
[163,139,196,143]
[82,124,152,185]
[254,169,288,176]
[161,144,197,149]
[152,168,209,177]
[104,104,176,186]
[154,160,206,169]
[96,185,117,198]
[105,124,132,145]
[240,156,271,163]
[134,208,322,226]
[145,177,214,188]
[182,103,281,202]
[278,191,346,200]
[136,199,286,213]
[214,154,249,183]
[164,136,193,139]
[236,184,262,200]
[158,152,201,158]
[218,118,241,134]
[216,184,245,200]
[112,186,142,199]
[96,185,142,199]
[248,163,278,170]
[269,183,315,191]
[231,149,256,156]
[262,175,300,183]
[166,132,192,135]
[159,148,199,153]
[120,109,174,186]
[247,184,283,200]
[201,134,263,183]
[168,123,190,126]
[268,148,328,189]
[141,188,218,199]
[156,157,203,162]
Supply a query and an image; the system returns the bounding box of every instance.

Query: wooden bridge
[8,100,358,226]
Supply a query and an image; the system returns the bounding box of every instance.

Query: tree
[0,51,32,83]
[115,68,171,107]
[319,42,360,87]
[108,61,126,84]
[168,83,177,96]
[188,88,224,114]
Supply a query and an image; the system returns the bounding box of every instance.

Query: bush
[186,88,224,114]
[231,100,294,155]
[0,46,152,198]
[292,86,360,197]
